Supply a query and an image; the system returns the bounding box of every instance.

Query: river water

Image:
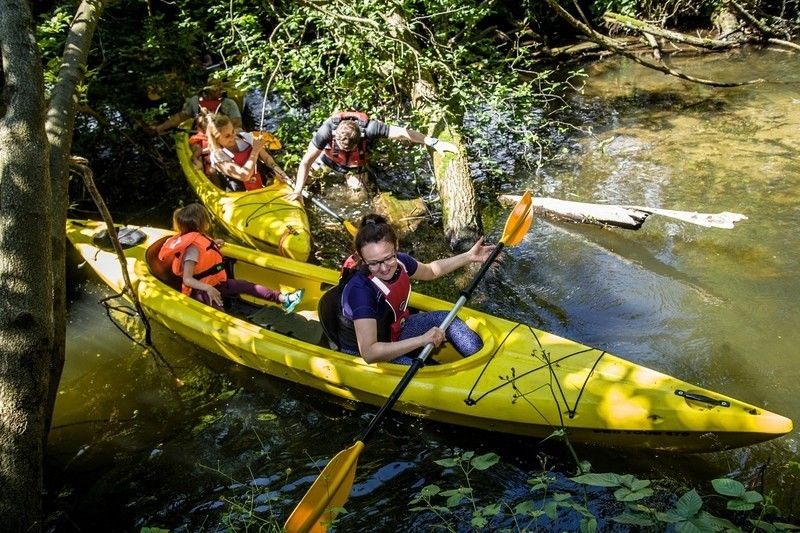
[50,47,800,530]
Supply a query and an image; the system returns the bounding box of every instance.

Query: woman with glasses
[337,214,495,365]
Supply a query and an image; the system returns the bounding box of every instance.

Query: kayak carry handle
[676,389,730,408]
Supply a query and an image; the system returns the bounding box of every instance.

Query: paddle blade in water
[501,190,533,245]
[284,441,365,533]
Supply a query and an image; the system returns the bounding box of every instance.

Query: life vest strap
[193,261,226,281]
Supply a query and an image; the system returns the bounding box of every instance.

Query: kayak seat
[145,235,182,292]
[317,286,342,350]
[248,305,324,345]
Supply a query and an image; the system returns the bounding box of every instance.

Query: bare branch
[544,0,763,87]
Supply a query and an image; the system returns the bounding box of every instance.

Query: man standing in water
[288,111,457,200]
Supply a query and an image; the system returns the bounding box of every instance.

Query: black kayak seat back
[145,235,182,292]
[317,287,342,350]
[93,226,147,250]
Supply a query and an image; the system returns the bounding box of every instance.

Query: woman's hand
[421,326,446,348]
[467,236,496,263]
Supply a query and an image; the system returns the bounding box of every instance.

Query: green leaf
[419,484,441,498]
[553,492,572,502]
[743,491,764,504]
[657,511,685,523]
[712,478,746,497]
[726,500,755,511]
[471,514,488,528]
[612,512,656,526]
[434,458,459,468]
[630,479,652,491]
[674,489,703,518]
[570,473,622,487]
[481,503,502,516]
[471,452,500,471]
[580,517,598,533]
[514,500,538,515]
[614,487,654,502]
[544,500,558,520]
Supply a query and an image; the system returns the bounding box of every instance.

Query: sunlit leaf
[471,452,500,471]
[570,473,622,487]
[712,478,746,497]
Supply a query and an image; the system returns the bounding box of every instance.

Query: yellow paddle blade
[251,130,282,150]
[284,441,365,533]
[343,219,358,237]
[501,190,533,246]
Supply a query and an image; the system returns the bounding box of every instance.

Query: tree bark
[386,13,482,249]
[44,0,107,446]
[0,1,54,531]
[0,0,106,530]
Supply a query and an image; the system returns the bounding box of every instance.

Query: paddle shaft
[303,190,346,224]
[360,242,505,443]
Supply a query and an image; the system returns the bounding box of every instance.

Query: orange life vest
[158,232,227,295]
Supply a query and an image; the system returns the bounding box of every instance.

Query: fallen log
[498,195,747,230]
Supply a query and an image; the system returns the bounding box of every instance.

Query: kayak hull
[175,130,312,261]
[66,219,793,452]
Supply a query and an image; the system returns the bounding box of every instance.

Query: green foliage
[412,451,799,532]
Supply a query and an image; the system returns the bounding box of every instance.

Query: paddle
[283,191,534,533]
[269,165,358,237]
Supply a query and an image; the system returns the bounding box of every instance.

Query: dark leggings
[394,311,483,365]
[341,311,483,365]
[191,279,281,310]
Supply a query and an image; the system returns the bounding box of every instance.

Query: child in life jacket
[158,203,303,312]
[207,114,284,192]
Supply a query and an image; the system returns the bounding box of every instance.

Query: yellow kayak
[175,129,311,261]
[66,219,793,452]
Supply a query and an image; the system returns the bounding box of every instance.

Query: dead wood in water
[498,195,748,230]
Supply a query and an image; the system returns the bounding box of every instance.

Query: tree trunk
[0,1,54,531]
[44,0,107,448]
[388,13,482,249]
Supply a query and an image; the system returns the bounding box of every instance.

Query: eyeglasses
[364,253,397,270]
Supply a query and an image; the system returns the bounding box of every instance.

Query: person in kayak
[288,111,458,200]
[158,203,303,312]
[146,77,242,135]
[206,114,288,192]
[336,214,492,364]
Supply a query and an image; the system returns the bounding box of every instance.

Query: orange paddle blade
[501,190,533,245]
[251,130,282,150]
[284,441,365,533]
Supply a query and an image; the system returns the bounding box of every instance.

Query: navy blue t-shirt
[341,253,418,322]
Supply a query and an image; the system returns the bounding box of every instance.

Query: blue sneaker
[282,289,304,313]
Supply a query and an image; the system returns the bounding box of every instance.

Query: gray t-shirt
[311,116,390,150]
